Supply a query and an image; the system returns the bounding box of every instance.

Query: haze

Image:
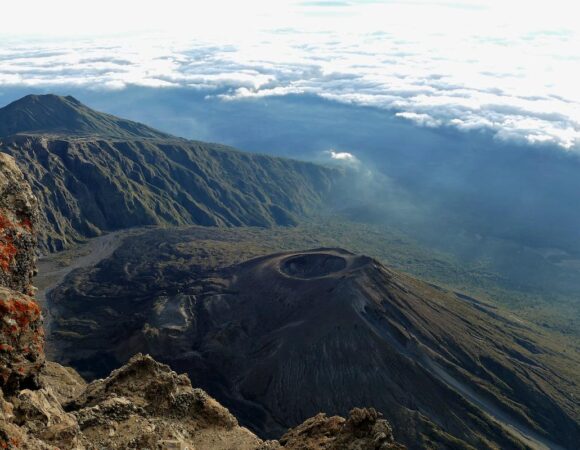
[1,0,579,149]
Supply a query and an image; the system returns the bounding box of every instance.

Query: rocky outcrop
[65,353,262,450]
[3,354,262,449]
[1,353,406,449]
[0,153,38,295]
[65,354,266,449]
[280,408,406,450]
[0,288,44,394]
[0,153,43,395]
[38,361,86,405]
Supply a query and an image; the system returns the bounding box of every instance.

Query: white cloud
[1,1,579,149]
[326,150,358,162]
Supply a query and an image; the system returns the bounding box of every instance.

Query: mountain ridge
[0,95,342,251]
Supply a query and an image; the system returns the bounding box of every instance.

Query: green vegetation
[140,218,579,341]
[0,94,341,252]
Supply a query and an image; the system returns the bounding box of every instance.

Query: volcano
[48,229,580,449]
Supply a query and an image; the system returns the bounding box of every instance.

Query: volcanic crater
[280,252,347,279]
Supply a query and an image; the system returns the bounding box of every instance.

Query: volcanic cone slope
[49,240,580,449]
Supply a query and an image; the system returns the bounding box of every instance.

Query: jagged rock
[0,388,55,450]
[1,350,406,449]
[280,408,405,450]
[256,441,284,449]
[65,354,264,450]
[69,353,238,428]
[0,152,50,448]
[0,353,270,449]
[12,388,81,449]
[0,153,44,395]
[38,361,87,405]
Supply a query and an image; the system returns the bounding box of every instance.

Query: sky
[1,0,579,149]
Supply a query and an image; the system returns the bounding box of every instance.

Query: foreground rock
[0,153,43,395]
[65,353,263,450]
[0,354,260,449]
[280,408,406,450]
[1,354,405,449]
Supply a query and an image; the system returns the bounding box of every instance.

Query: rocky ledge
[1,354,405,449]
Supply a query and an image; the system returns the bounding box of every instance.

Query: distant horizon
[1,0,579,151]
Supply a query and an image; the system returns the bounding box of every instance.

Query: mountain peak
[14,93,77,103]
[0,94,171,139]
[22,94,83,107]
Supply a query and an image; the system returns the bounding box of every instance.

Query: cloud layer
[1,1,579,150]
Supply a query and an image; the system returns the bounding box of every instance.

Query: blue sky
[1,0,579,149]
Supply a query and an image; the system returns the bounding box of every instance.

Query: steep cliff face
[0,153,44,395]
[0,154,38,294]
[0,95,340,252]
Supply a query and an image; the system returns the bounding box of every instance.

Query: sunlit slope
[0,95,339,251]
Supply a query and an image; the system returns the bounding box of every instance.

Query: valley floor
[35,228,143,356]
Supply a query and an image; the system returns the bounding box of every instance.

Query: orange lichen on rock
[0,153,43,394]
[0,297,41,330]
[17,217,32,232]
[0,238,17,273]
[0,214,13,231]
[0,212,18,273]
[0,289,45,392]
